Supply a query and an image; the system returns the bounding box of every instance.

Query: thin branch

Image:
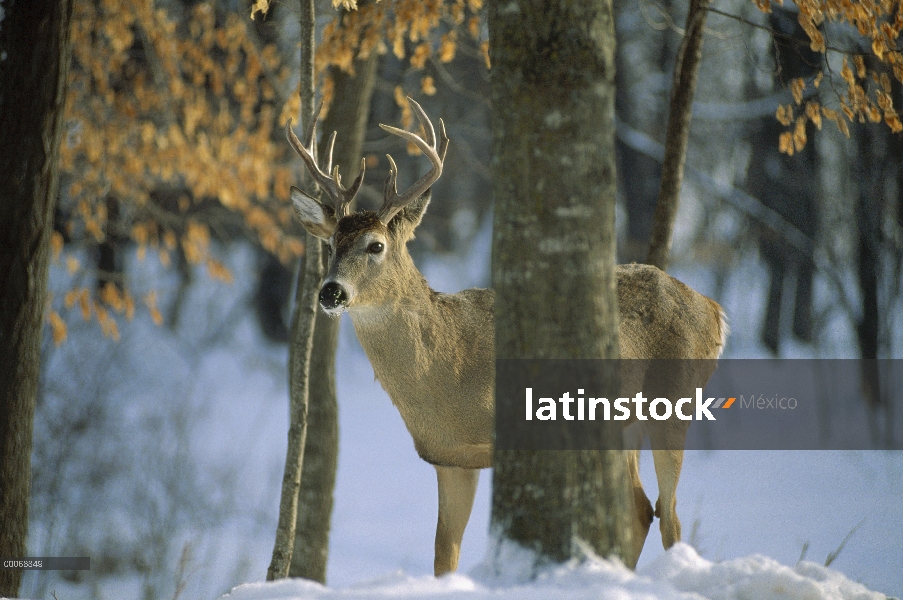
[705,6,869,57]
[647,0,711,270]
[427,56,491,106]
[616,118,856,313]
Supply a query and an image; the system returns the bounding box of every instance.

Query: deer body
[349,281,495,470]
[287,101,726,576]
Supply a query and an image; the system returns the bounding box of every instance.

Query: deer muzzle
[319,281,349,312]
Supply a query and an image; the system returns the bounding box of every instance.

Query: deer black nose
[319,282,348,310]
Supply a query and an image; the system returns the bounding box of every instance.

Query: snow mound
[217,543,890,600]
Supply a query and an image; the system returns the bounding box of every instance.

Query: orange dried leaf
[78,288,92,321]
[841,59,855,84]
[48,310,68,346]
[439,32,457,63]
[468,16,481,40]
[873,37,886,60]
[206,259,234,284]
[410,43,431,69]
[854,55,866,78]
[793,116,808,151]
[791,78,805,105]
[51,232,64,262]
[779,131,795,155]
[806,102,823,129]
[421,76,437,96]
[66,255,80,275]
[100,282,125,312]
[284,237,305,259]
[64,288,79,309]
[867,104,882,122]
[836,114,850,137]
[392,33,405,60]
[144,291,164,326]
[481,40,491,70]
[776,104,793,126]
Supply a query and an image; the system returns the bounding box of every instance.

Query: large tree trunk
[0,0,74,596]
[289,55,378,582]
[488,0,633,566]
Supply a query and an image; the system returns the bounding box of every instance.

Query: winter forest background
[6,0,903,597]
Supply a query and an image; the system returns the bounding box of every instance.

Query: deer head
[287,99,448,316]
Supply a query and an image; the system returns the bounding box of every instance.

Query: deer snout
[319,281,349,312]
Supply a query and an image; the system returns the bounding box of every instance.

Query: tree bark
[488,0,632,566]
[645,0,710,271]
[267,0,318,580]
[289,55,378,582]
[0,0,74,596]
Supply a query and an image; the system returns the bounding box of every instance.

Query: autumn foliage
[756,0,903,154]
[50,0,308,343]
[56,0,898,345]
[50,0,486,345]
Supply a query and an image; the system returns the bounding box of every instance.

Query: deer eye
[367,242,384,254]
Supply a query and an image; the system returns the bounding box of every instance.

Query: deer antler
[286,100,365,220]
[377,98,449,225]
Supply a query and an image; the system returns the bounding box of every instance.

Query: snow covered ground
[218,542,889,600]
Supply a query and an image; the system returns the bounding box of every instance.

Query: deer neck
[347,252,435,333]
[345,252,443,391]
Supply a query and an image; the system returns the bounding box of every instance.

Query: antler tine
[411,98,436,148]
[376,99,448,225]
[303,100,324,150]
[286,101,363,218]
[437,118,449,163]
[324,131,336,176]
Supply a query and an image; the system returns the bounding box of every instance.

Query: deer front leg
[433,465,479,576]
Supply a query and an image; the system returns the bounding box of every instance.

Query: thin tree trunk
[267,0,318,581]
[488,0,632,566]
[856,123,882,408]
[0,0,74,596]
[289,54,378,582]
[646,0,710,271]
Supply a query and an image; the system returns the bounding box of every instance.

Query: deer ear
[389,190,431,238]
[291,186,336,240]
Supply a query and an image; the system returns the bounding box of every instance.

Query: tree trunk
[646,0,710,271]
[748,6,820,355]
[289,54,378,582]
[0,0,74,596]
[268,0,318,580]
[488,0,632,566]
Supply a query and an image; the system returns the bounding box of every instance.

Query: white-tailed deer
[287,100,727,576]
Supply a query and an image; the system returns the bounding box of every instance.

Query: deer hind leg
[433,465,479,576]
[651,448,683,549]
[625,448,654,568]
